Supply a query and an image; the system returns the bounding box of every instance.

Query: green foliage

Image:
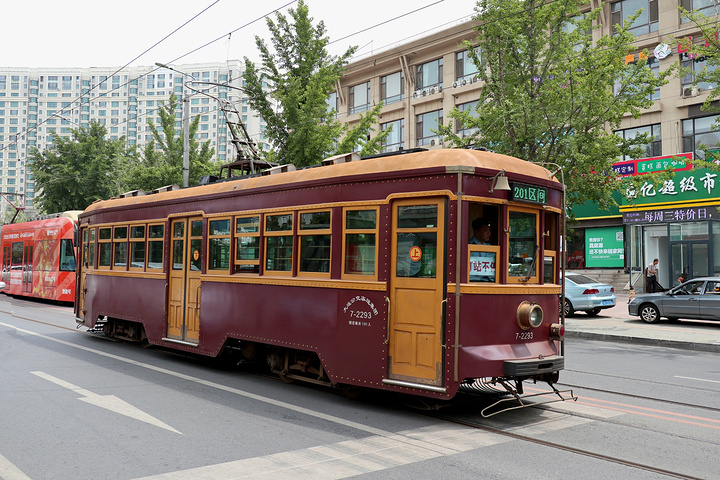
[28,121,132,213]
[243,0,389,167]
[132,93,215,190]
[436,0,673,210]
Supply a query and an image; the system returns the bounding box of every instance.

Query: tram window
[11,242,23,265]
[113,226,128,269]
[190,220,203,272]
[98,228,111,268]
[172,222,184,270]
[129,225,146,270]
[508,209,539,282]
[398,205,437,229]
[147,224,164,270]
[467,210,499,283]
[544,212,558,284]
[59,239,76,271]
[299,211,331,275]
[208,218,231,272]
[88,228,96,268]
[235,216,260,273]
[265,213,293,273]
[396,205,438,278]
[343,208,377,277]
[81,228,89,269]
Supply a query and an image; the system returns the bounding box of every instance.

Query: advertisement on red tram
[0,216,77,302]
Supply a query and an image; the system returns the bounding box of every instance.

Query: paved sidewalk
[564,292,720,352]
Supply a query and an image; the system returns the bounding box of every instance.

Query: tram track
[429,411,706,480]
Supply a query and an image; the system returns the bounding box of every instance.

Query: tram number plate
[508,182,548,205]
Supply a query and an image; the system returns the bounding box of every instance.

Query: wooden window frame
[297,209,332,279]
[507,206,540,284]
[207,217,232,274]
[341,206,379,281]
[97,227,112,270]
[146,223,165,271]
[234,215,261,274]
[264,212,294,276]
[112,225,128,271]
[128,224,146,272]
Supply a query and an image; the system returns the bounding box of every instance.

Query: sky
[2,0,477,69]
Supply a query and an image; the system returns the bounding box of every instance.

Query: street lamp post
[155,63,191,188]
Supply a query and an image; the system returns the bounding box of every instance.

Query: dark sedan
[628,277,720,323]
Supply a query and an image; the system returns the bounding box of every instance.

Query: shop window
[298,210,331,276]
[208,218,231,272]
[265,213,293,273]
[235,216,260,273]
[344,208,378,278]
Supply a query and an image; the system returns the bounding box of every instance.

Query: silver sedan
[628,277,720,323]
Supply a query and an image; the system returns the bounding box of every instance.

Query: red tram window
[298,210,331,277]
[129,225,146,271]
[208,218,232,273]
[98,227,111,269]
[147,224,164,270]
[113,226,128,270]
[265,213,293,274]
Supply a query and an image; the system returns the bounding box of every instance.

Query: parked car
[562,273,616,316]
[628,277,720,323]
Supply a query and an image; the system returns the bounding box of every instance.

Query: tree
[131,93,215,190]
[243,0,389,167]
[436,0,673,210]
[28,121,132,213]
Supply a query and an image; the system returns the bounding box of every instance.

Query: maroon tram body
[75,148,566,403]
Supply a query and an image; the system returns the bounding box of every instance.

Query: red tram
[75,148,568,407]
[1,212,80,302]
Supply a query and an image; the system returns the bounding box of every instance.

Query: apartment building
[0,60,269,216]
[334,0,720,289]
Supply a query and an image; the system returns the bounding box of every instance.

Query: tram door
[388,199,445,386]
[22,244,33,294]
[167,217,203,343]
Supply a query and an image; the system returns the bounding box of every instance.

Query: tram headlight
[517,301,544,330]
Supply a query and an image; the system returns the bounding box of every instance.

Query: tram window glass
[298,211,331,275]
[129,225,146,270]
[190,220,203,272]
[81,228,89,269]
[98,227,111,268]
[11,242,22,265]
[265,213,293,273]
[172,221,184,270]
[208,218,231,272]
[235,216,260,273]
[89,228,96,268]
[508,210,539,281]
[396,205,438,278]
[147,224,164,270]
[59,239,76,271]
[113,226,128,269]
[544,212,558,284]
[344,208,377,277]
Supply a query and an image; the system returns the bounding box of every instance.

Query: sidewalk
[564,292,720,353]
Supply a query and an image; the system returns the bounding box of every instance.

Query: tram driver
[469,217,495,282]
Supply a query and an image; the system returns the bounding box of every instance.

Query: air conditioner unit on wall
[683,86,699,98]
[452,81,458,88]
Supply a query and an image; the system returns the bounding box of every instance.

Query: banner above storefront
[623,205,720,225]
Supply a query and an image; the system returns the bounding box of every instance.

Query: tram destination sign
[508,182,548,205]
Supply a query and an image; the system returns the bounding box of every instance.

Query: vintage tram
[1,212,80,302]
[75,148,568,407]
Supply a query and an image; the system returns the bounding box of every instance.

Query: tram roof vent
[120,189,146,198]
[321,152,360,166]
[151,184,180,194]
[261,164,297,176]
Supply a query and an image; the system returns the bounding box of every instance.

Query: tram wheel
[639,304,660,323]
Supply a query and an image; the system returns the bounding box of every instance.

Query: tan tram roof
[83,148,559,214]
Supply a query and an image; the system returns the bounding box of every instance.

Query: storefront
[618,153,720,290]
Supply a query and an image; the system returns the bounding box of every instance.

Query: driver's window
[680,281,703,295]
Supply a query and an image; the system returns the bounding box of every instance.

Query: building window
[683,115,720,160]
[349,81,370,114]
[616,124,662,161]
[681,50,718,93]
[381,71,404,104]
[381,119,404,152]
[681,0,719,23]
[416,110,443,146]
[456,101,480,137]
[611,0,658,36]
[62,76,72,90]
[415,58,443,90]
[455,47,480,81]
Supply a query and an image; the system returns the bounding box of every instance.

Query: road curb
[565,330,720,353]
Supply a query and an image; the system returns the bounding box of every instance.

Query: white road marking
[0,453,31,480]
[674,375,720,385]
[31,371,181,434]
